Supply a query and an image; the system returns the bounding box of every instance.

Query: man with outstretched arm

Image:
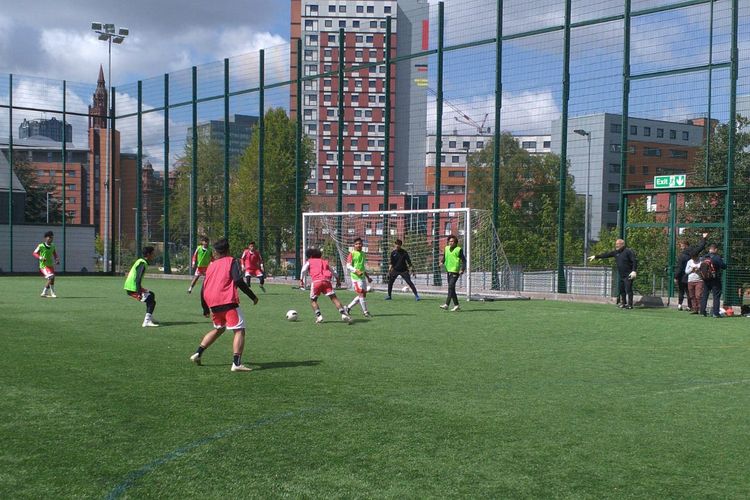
[589,238,638,309]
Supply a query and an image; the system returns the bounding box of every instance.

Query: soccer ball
[401,285,410,293]
[286,310,298,321]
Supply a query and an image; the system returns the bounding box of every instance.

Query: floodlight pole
[92,22,127,273]
[574,129,591,266]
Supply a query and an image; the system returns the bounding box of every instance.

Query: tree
[169,136,227,244]
[231,107,315,269]
[466,133,585,270]
[12,157,63,223]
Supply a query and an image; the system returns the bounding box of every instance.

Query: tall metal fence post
[723,0,738,304]
[224,58,231,241]
[492,0,503,289]
[382,16,392,278]
[337,27,345,284]
[163,73,171,274]
[8,74,12,272]
[136,80,143,254]
[258,51,265,255]
[556,0,572,294]
[294,38,303,279]
[432,1,445,287]
[190,66,198,273]
[705,0,715,184]
[110,86,117,271]
[62,80,67,271]
[619,0,632,238]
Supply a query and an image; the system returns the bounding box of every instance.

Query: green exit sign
[654,174,686,188]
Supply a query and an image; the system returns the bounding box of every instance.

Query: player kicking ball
[190,238,259,372]
[300,248,351,324]
[123,246,159,327]
[344,237,373,318]
[187,236,212,294]
[33,230,60,298]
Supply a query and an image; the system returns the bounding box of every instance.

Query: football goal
[302,208,520,300]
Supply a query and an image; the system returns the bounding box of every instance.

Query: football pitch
[2,276,749,498]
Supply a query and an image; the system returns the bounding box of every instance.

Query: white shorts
[212,307,245,330]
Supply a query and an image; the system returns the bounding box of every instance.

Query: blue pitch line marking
[106,407,327,499]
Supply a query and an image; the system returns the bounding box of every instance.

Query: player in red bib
[299,248,352,324]
[189,238,259,372]
[241,241,266,293]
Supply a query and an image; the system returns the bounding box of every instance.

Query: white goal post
[302,208,518,300]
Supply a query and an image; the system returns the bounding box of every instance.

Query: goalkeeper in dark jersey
[385,239,420,301]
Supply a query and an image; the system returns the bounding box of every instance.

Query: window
[449,140,457,148]
[682,131,689,140]
[326,182,333,191]
[305,34,318,45]
[351,94,359,102]
[368,124,376,132]
[356,35,363,43]
[608,163,621,173]
[608,203,619,212]
[367,168,375,177]
[304,20,316,30]
[477,141,484,149]
[452,155,460,163]
[324,19,332,27]
[366,35,374,43]
[610,143,622,152]
[338,5,346,12]
[356,5,364,13]
[351,139,358,147]
[367,6,374,13]
[328,34,336,42]
[66,184,76,190]
[323,123,331,131]
[323,78,331,87]
[380,21,386,28]
[323,138,331,146]
[608,183,620,193]
[368,139,375,147]
[322,167,330,176]
[669,129,676,139]
[369,80,376,88]
[630,125,637,135]
[462,141,470,149]
[610,123,622,133]
[642,166,649,174]
[323,64,332,72]
[364,110,372,117]
[643,147,661,157]
[643,126,651,137]
[339,20,346,28]
[670,149,688,159]
[328,5,336,12]
[384,6,392,13]
[352,20,360,28]
[67,197,76,204]
[364,154,372,161]
[66,171,76,177]
[354,154,361,161]
[326,153,334,161]
[355,49,363,58]
[370,21,377,28]
[522,141,537,149]
[543,141,550,148]
[440,155,446,162]
[305,4,318,15]
[354,123,362,131]
[448,170,465,178]
[368,95,376,103]
[327,109,335,117]
[657,128,664,138]
[323,94,331,102]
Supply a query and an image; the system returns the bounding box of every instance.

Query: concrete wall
[0,224,97,273]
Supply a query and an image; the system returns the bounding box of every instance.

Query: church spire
[89,65,108,129]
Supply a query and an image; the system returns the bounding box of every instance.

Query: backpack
[698,257,717,281]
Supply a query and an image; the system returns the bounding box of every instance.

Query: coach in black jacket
[589,239,638,309]
[675,232,708,311]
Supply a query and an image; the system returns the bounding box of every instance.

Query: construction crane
[424,87,491,135]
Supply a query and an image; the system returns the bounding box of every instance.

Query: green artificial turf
[1,276,749,499]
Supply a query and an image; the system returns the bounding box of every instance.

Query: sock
[233,354,241,366]
[360,298,368,313]
[145,313,152,321]
[347,297,359,309]
[188,286,193,291]
[196,346,206,356]
[338,308,345,314]
[315,310,322,317]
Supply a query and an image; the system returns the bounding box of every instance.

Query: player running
[190,238,259,372]
[241,241,266,292]
[299,248,352,324]
[344,237,373,317]
[187,236,212,294]
[124,246,159,327]
[33,230,60,298]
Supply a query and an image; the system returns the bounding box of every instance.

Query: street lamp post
[574,129,592,266]
[405,182,415,233]
[463,147,471,208]
[91,22,128,272]
[114,178,122,271]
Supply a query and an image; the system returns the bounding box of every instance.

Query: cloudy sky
[0,0,290,84]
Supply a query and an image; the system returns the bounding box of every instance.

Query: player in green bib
[124,246,159,327]
[345,237,373,317]
[188,236,212,294]
[439,235,466,311]
[32,230,60,297]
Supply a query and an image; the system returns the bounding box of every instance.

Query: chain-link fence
[1,0,748,306]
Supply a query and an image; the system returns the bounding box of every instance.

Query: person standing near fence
[675,232,708,311]
[685,253,703,314]
[699,243,727,318]
[589,239,637,309]
[439,235,466,312]
[385,239,420,301]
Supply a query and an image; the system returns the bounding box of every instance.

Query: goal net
[302,208,520,300]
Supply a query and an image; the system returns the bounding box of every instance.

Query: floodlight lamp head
[118,27,129,36]
[113,36,125,44]
[98,33,109,41]
[104,23,115,33]
[91,22,103,31]
[573,129,589,137]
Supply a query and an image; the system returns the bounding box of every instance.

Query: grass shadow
[158,321,207,326]
[254,360,322,370]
